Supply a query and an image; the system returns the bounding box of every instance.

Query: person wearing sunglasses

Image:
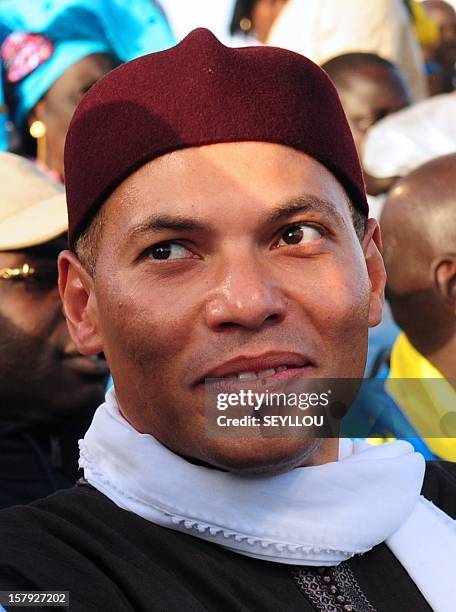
[0,152,109,508]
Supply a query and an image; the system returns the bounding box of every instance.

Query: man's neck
[302,438,339,466]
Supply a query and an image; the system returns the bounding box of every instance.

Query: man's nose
[204,253,287,331]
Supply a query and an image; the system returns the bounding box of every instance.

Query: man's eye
[276,224,322,247]
[147,242,193,261]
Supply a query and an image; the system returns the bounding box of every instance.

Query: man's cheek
[292,263,370,319]
[327,274,370,320]
[100,294,187,374]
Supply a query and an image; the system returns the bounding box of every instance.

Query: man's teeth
[225,365,290,380]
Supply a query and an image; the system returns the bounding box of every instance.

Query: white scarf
[80,387,456,611]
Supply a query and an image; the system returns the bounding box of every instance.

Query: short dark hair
[74,205,107,276]
[322,52,398,76]
[322,52,410,99]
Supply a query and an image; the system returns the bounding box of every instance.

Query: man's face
[426,2,456,67]
[0,236,108,422]
[61,142,384,473]
[30,53,116,180]
[338,67,410,154]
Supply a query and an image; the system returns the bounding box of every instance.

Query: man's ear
[362,218,386,328]
[433,255,456,313]
[58,250,104,355]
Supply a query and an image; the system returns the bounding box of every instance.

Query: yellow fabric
[367,437,397,446]
[387,333,456,461]
[411,1,439,48]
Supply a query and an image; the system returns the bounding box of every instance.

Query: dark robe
[0,413,93,509]
[0,462,455,612]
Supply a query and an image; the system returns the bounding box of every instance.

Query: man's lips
[60,353,110,378]
[196,351,315,386]
[201,366,316,396]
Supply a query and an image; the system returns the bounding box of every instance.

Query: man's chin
[198,437,325,476]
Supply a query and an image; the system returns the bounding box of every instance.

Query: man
[380,153,456,460]
[322,52,411,214]
[0,152,109,508]
[423,0,456,89]
[345,153,456,459]
[0,29,455,611]
[322,53,411,159]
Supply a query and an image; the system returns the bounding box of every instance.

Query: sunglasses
[0,262,58,293]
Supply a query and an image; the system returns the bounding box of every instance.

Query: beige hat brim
[0,193,68,251]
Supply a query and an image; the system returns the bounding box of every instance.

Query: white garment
[80,387,456,611]
[366,193,386,220]
[159,0,245,46]
[267,0,427,102]
[363,93,456,179]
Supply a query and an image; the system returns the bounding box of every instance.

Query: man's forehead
[115,141,346,192]
[103,142,351,231]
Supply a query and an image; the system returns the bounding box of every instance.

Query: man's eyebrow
[127,195,346,240]
[266,195,346,224]
[128,215,209,239]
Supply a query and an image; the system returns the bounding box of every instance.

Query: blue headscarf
[0,0,175,147]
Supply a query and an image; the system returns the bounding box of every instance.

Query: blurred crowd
[0,0,455,509]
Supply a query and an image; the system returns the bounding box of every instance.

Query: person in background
[0,0,175,181]
[266,0,427,102]
[347,153,456,460]
[362,91,456,195]
[380,153,456,461]
[423,0,456,91]
[322,52,411,217]
[230,0,288,42]
[406,0,451,95]
[0,152,109,508]
[357,90,456,378]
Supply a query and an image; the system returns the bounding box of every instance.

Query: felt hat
[65,28,368,247]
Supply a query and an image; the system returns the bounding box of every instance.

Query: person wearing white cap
[0,152,109,508]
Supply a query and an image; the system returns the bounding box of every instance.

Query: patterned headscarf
[0,0,176,148]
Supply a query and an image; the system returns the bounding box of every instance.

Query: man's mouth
[219,364,293,381]
[196,352,316,386]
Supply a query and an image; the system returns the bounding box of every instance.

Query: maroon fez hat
[65,28,368,248]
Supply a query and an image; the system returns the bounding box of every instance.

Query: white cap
[0,152,67,251]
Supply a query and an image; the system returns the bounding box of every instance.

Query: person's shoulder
[0,485,103,560]
[0,484,173,604]
[422,461,456,518]
[0,485,122,548]
[0,482,106,528]
[0,486,96,592]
